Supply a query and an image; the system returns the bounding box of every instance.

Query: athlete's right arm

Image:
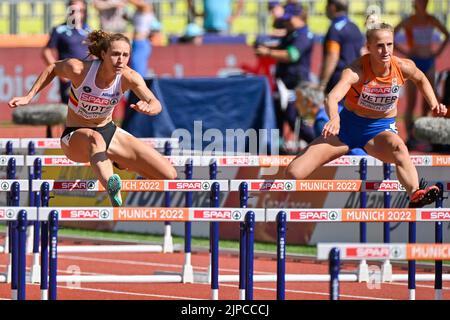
[8,58,83,108]
[322,64,360,138]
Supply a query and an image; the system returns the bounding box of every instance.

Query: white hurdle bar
[22,154,450,168]
[17,137,180,150]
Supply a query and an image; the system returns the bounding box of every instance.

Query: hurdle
[270,207,450,300]
[1,137,181,254]
[318,243,450,300]
[35,206,264,300]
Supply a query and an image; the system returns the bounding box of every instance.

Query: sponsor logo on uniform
[83,86,92,93]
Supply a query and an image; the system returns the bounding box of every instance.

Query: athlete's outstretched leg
[286,135,349,179]
[107,129,177,180]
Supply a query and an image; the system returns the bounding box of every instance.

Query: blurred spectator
[394,0,449,150]
[240,1,284,91]
[93,0,128,33]
[178,23,204,45]
[255,3,315,147]
[187,0,244,34]
[268,1,286,38]
[41,0,91,104]
[318,0,363,94]
[149,19,164,47]
[127,0,155,77]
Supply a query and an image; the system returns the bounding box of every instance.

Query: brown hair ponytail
[85,30,131,60]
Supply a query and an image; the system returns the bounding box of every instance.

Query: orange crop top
[344,54,405,118]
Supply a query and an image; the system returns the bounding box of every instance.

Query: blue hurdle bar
[17,210,27,300]
[383,163,391,243]
[40,182,50,300]
[239,182,248,300]
[48,210,59,300]
[245,211,255,300]
[185,159,193,259]
[276,211,287,300]
[164,142,172,247]
[9,181,19,300]
[210,180,220,300]
[435,182,444,300]
[329,248,340,300]
[359,158,367,243]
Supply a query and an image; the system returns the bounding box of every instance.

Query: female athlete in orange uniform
[287,22,447,207]
[9,31,177,207]
[394,0,449,148]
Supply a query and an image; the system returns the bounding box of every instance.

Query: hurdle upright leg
[238,182,248,300]
[358,158,369,282]
[182,160,194,283]
[210,181,220,300]
[276,211,287,300]
[434,182,444,300]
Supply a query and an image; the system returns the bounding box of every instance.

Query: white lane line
[27,283,203,300]
[219,283,393,300]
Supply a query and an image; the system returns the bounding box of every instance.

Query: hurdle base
[26,226,34,254]
[381,260,392,282]
[182,264,194,283]
[358,260,369,282]
[6,261,11,283]
[30,263,41,284]
[41,290,48,300]
[163,225,174,253]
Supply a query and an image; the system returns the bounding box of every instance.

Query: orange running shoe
[408,179,441,208]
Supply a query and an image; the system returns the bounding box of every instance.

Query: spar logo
[345,247,390,258]
[368,181,405,191]
[0,209,15,219]
[193,209,240,220]
[219,157,257,166]
[410,156,431,166]
[55,181,96,190]
[168,181,209,190]
[421,211,450,220]
[1,181,10,191]
[290,210,338,221]
[202,182,211,190]
[37,140,60,148]
[328,156,359,166]
[390,246,402,259]
[61,209,110,219]
[44,157,77,165]
[252,181,293,191]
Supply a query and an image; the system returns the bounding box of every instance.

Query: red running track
[0,235,448,300]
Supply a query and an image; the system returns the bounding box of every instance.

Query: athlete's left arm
[124,69,162,116]
[430,16,449,57]
[400,58,447,116]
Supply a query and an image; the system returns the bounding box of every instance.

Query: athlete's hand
[322,116,340,139]
[8,96,31,108]
[431,103,447,117]
[130,100,155,115]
